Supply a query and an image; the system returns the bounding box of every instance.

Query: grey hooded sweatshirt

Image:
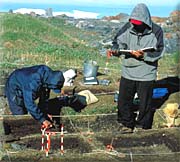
[112,3,164,81]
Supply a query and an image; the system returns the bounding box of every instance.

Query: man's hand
[42,120,53,129]
[130,50,144,58]
[107,50,118,58]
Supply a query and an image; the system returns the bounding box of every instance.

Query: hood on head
[46,71,65,93]
[129,3,152,29]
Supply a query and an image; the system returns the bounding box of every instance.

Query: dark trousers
[6,92,28,115]
[117,77,155,129]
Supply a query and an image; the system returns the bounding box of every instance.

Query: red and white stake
[45,132,51,157]
[60,124,64,155]
[41,125,46,151]
[41,124,64,157]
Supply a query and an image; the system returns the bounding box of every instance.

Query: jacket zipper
[137,34,142,45]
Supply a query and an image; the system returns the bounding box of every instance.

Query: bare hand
[42,120,53,129]
[47,114,53,121]
[107,50,118,58]
[131,50,144,58]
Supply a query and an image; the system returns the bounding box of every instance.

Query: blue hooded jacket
[5,65,65,123]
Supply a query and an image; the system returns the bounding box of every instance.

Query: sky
[0,0,179,18]
[1,0,179,7]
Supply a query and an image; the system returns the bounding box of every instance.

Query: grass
[0,13,121,72]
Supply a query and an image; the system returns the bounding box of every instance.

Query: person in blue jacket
[5,65,65,129]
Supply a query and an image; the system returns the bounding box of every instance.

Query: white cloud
[73,10,99,19]
[14,8,45,15]
[54,10,99,19]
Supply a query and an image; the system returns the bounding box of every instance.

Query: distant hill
[101,11,180,24]
[151,16,168,23]
[102,13,129,21]
[152,10,180,24]
[169,10,180,22]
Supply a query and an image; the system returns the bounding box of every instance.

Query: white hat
[63,69,76,86]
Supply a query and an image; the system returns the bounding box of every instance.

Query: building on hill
[45,8,53,17]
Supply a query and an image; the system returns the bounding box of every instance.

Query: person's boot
[118,123,134,134]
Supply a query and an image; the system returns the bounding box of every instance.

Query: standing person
[109,3,164,133]
[5,65,65,129]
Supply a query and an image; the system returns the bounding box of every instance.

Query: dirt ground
[0,73,179,162]
[1,115,180,162]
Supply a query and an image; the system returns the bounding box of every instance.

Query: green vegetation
[0,13,120,71]
[173,51,179,64]
[0,12,121,115]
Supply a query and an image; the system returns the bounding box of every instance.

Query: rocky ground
[64,14,179,55]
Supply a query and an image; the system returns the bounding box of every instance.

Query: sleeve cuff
[39,117,46,124]
[143,52,147,60]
